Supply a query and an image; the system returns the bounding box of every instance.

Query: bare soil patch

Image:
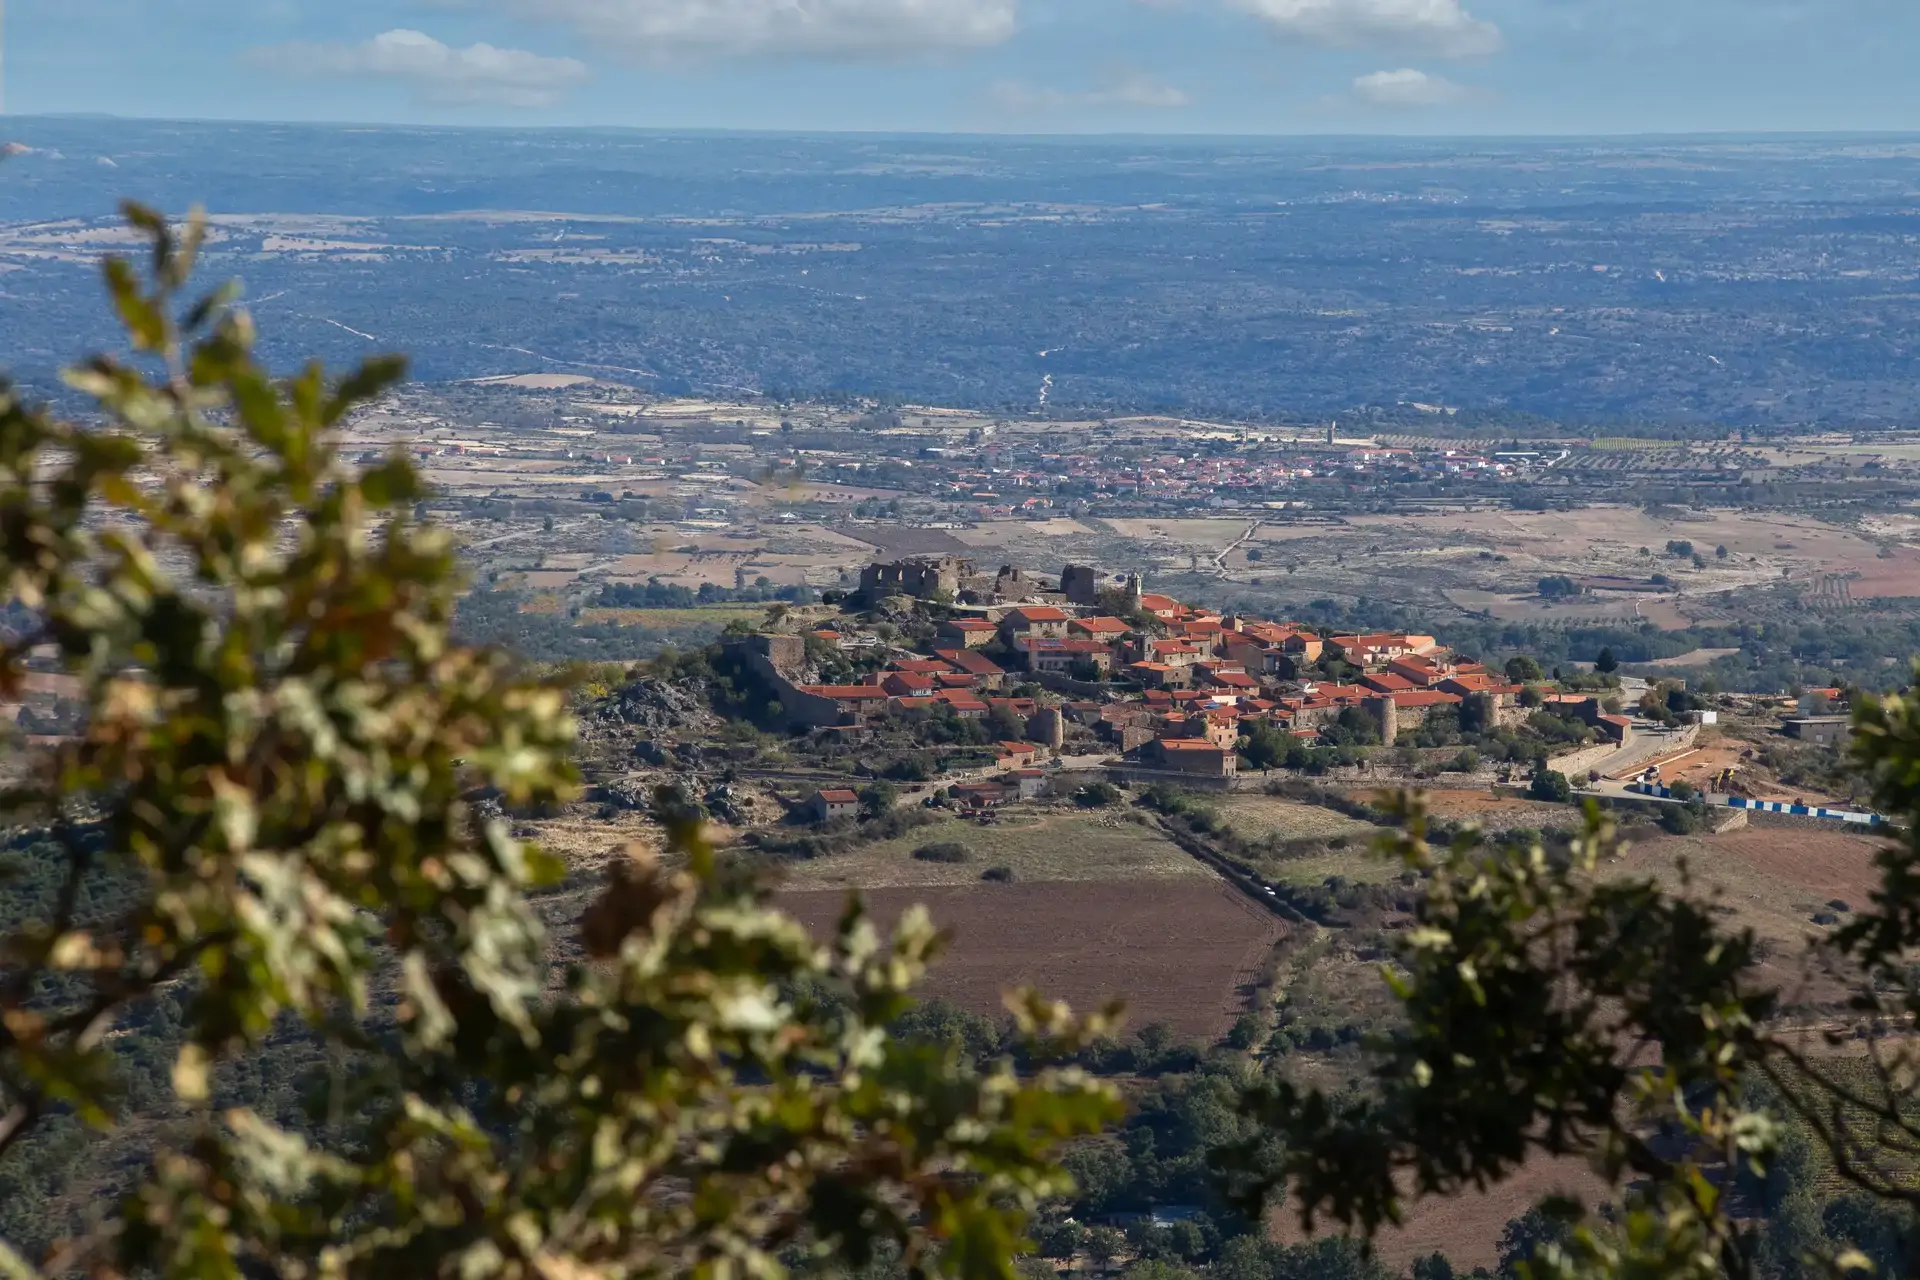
[1686,828,1886,907]
[1272,1155,1613,1271]
[1612,827,1887,966]
[1841,547,1920,598]
[779,879,1285,1042]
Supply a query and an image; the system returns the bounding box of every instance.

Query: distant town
[701,553,1882,842]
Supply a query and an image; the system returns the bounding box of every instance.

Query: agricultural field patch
[1662,827,1886,909]
[1096,517,1259,548]
[577,605,767,629]
[1210,795,1379,843]
[1611,826,1887,971]
[1442,588,1697,630]
[1261,848,1402,886]
[1635,647,1743,669]
[775,812,1208,890]
[1272,1153,1613,1271]
[778,879,1284,1041]
[1405,788,1586,834]
[1834,546,1920,598]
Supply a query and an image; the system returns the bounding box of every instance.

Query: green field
[777,811,1210,890]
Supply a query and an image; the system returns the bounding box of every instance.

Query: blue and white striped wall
[1626,782,1882,826]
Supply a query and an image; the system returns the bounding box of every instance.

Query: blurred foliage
[1216,671,1920,1278]
[0,207,1118,1279]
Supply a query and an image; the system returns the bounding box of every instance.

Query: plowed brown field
[779,879,1285,1041]
[1662,827,1887,905]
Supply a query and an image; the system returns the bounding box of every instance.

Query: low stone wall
[1029,670,1128,699]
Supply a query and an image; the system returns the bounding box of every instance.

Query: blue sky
[9,0,1919,135]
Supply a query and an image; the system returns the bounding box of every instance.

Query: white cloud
[248,29,589,108]
[509,0,1018,64]
[1336,66,1487,108]
[988,69,1192,113]
[1232,0,1501,58]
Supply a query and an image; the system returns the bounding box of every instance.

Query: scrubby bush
[1528,769,1573,803]
[913,841,971,864]
[1075,780,1122,808]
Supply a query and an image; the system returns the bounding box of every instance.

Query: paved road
[1586,723,1698,781]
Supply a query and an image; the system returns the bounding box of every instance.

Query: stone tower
[1061,563,1098,606]
[1027,706,1065,750]
[1367,694,1397,746]
[1124,572,1144,611]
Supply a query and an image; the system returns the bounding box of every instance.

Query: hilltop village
[717,553,1646,811]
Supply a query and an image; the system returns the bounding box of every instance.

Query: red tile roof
[1005,606,1070,624]
[1025,637,1112,653]
[817,789,858,803]
[801,684,890,700]
[1072,616,1132,634]
[935,648,1005,677]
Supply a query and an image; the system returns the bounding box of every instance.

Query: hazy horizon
[8,0,1918,138]
[17,112,1920,144]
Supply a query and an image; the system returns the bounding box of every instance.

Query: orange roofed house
[936,618,1000,649]
[1020,636,1116,675]
[998,606,1072,642]
[1068,616,1133,641]
[1135,592,1185,620]
[805,788,860,823]
[1327,633,1438,670]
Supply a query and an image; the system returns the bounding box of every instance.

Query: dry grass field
[1625,826,1886,917]
[776,812,1208,891]
[1602,825,1886,1004]
[1262,848,1403,886]
[1211,795,1379,843]
[1406,788,1587,833]
[578,605,766,629]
